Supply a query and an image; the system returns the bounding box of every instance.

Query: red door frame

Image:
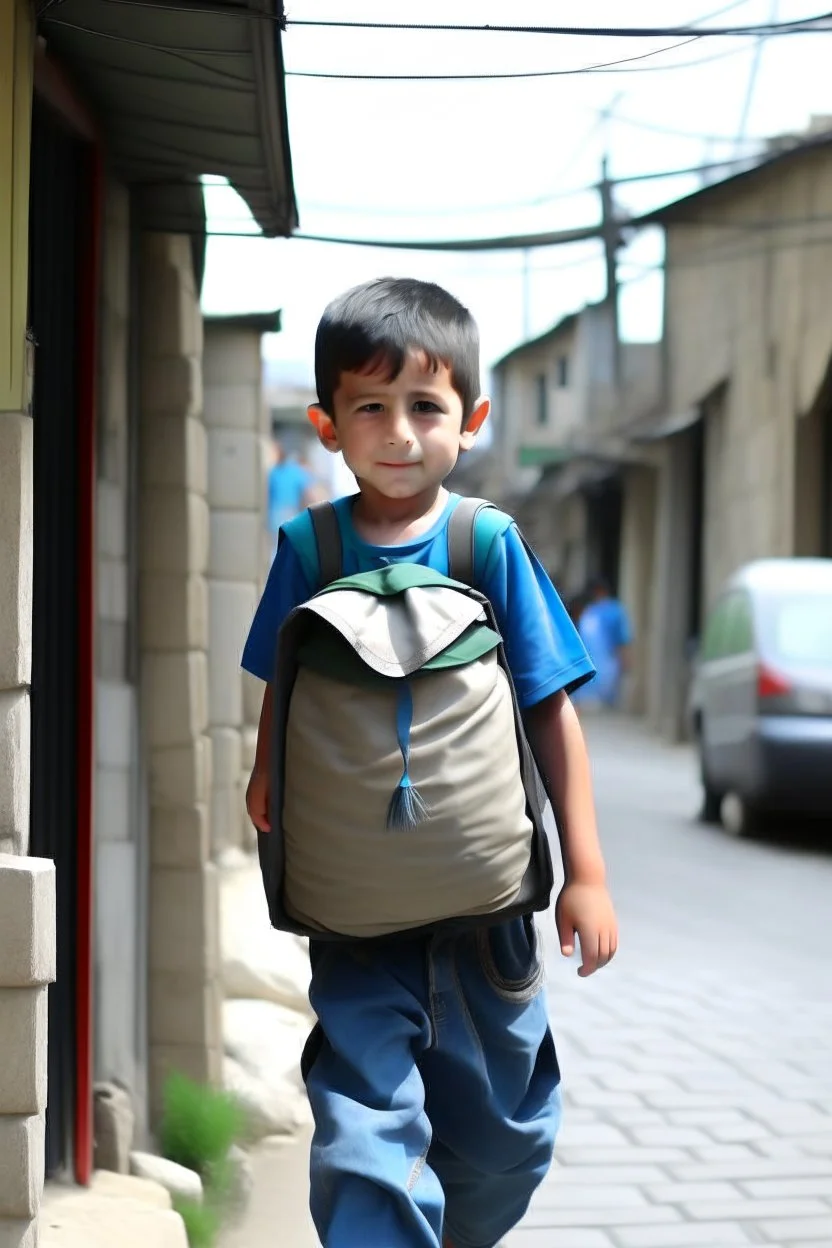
[33,45,101,1187]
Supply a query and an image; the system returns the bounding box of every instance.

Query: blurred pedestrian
[572,576,632,711]
[266,437,319,553]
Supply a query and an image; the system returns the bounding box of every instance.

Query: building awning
[629,407,701,443]
[518,445,576,468]
[204,310,282,334]
[41,0,297,238]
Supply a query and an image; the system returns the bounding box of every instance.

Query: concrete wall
[203,324,267,859]
[618,465,658,716]
[648,145,832,736]
[93,180,148,1137]
[0,3,57,1242]
[664,147,832,578]
[494,324,580,487]
[138,235,221,1121]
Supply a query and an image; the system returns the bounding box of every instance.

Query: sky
[201,0,832,389]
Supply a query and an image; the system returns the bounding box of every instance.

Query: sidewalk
[40,1171,189,1248]
[219,1125,317,1248]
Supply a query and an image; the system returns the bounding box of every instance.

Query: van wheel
[720,792,758,838]
[699,784,722,824]
[697,733,722,823]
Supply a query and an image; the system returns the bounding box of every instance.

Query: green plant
[160,1072,244,1181]
[173,1198,221,1248]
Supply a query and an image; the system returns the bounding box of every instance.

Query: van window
[724,591,754,655]
[702,591,754,659]
[701,595,733,660]
[761,597,832,665]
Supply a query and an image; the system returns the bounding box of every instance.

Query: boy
[243,278,617,1248]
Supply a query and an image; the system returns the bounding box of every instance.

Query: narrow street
[510,716,832,1248]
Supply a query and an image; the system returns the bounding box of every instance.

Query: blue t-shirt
[242,493,594,710]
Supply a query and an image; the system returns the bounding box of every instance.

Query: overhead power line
[287,39,704,81]
[285,13,832,37]
[284,41,751,82]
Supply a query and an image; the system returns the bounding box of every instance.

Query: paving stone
[669,1159,832,1183]
[680,1198,830,1221]
[757,1218,832,1241]
[523,1205,683,1229]
[556,1147,692,1167]
[741,1177,832,1199]
[631,1127,715,1148]
[508,1230,615,1248]
[644,1181,743,1204]
[557,1124,631,1148]
[613,1224,754,1247]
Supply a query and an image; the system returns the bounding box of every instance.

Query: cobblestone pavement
[508,717,832,1248]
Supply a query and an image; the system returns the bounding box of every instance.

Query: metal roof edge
[633,129,832,226]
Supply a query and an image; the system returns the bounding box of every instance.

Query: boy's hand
[556,881,618,977]
[246,768,271,833]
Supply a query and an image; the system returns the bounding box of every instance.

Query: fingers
[577,926,618,977]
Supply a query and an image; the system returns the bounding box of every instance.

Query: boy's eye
[358,403,384,413]
[413,401,440,414]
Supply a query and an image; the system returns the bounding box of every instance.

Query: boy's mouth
[377,461,421,469]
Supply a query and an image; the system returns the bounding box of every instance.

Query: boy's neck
[351,484,450,545]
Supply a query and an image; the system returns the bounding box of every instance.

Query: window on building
[536,373,548,426]
[556,355,570,388]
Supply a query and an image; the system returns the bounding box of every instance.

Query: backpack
[258,496,554,941]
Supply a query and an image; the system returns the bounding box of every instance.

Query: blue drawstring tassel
[387,681,428,831]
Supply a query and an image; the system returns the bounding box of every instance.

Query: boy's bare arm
[524,690,618,976]
[246,685,274,832]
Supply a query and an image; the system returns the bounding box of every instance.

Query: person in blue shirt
[242,278,618,1248]
[266,438,316,550]
[574,577,633,710]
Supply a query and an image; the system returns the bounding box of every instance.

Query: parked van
[690,559,832,836]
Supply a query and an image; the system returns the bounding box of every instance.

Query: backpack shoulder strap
[281,502,343,589]
[308,501,343,587]
[448,496,511,587]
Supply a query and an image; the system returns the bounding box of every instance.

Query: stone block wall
[0,5,58,1241]
[203,322,268,859]
[0,857,56,1246]
[138,235,221,1121]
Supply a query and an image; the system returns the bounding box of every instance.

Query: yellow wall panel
[0,0,33,413]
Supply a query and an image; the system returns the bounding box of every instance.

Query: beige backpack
[258,499,553,940]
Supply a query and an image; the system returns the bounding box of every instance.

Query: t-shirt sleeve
[479,524,595,708]
[240,533,312,682]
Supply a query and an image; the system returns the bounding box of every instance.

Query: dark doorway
[687,416,706,648]
[27,95,90,1180]
[794,356,832,558]
[585,474,623,593]
[822,395,832,557]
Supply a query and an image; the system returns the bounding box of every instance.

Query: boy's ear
[460,397,490,450]
[307,404,340,453]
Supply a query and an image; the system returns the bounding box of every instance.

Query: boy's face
[308,352,488,501]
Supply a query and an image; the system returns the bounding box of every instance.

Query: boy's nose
[387,411,414,444]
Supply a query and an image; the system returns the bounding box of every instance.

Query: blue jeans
[303,917,561,1248]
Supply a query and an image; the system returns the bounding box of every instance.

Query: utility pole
[599,153,621,387]
[522,247,531,339]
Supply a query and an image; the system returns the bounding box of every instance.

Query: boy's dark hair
[315,278,481,423]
